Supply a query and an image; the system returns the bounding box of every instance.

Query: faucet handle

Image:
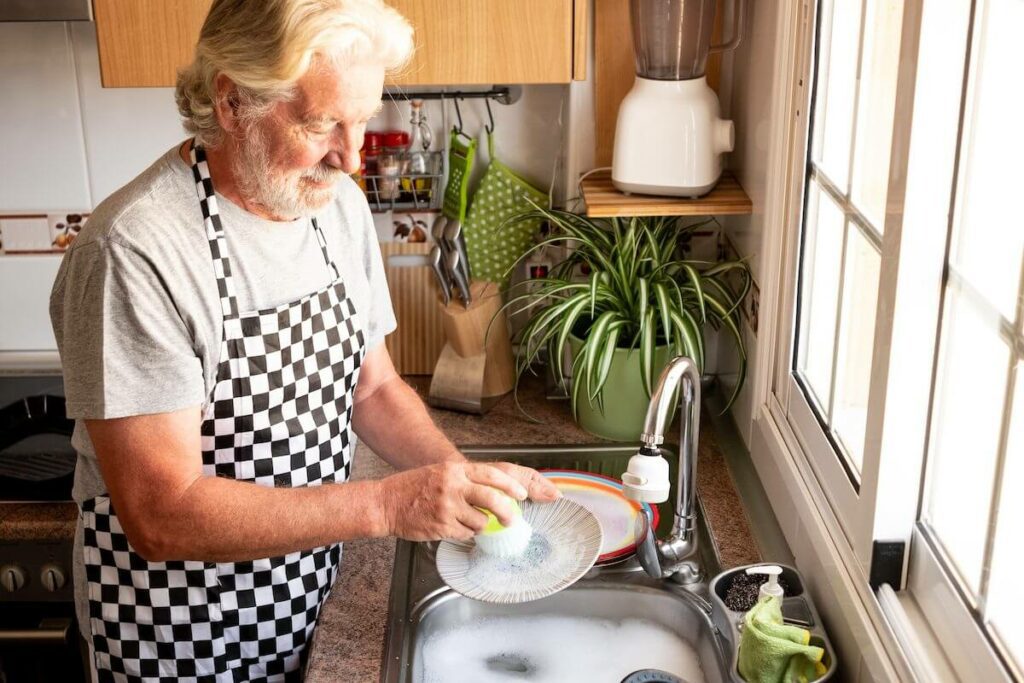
[634,507,664,579]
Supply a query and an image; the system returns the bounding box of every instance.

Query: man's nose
[326,131,362,175]
[323,149,359,175]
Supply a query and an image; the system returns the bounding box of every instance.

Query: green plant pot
[569,335,677,442]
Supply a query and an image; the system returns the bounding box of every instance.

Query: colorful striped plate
[540,469,659,566]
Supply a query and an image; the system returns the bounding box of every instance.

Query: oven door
[0,392,75,502]
[0,602,87,683]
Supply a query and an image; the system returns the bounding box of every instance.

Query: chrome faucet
[621,356,702,584]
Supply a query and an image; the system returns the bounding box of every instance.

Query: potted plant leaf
[501,209,750,441]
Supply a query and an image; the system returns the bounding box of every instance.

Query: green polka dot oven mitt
[463,133,549,286]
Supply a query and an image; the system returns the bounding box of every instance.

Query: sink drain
[485,653,534,676]
[620,669,689,683]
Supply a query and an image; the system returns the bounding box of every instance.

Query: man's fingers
[465,463,528,501]
[464,485,518,526]
[491,462,561,502]
[456,506,490,534]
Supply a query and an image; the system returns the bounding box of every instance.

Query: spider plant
[500,208,751,420]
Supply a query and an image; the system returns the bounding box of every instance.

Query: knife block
[428,280,516,414]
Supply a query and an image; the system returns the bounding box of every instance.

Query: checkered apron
[80,143,365,682]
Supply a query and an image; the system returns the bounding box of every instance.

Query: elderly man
[49,1,557,680]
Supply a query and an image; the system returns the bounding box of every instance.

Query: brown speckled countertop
[0,502,77,541]
[305,376,761,682]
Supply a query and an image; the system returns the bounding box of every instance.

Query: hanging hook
[452,96,464,135]
[484,97,495,136]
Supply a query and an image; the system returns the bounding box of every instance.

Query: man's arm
[351,344,562,501]
[86,405,531,563]
[351,343,462,469]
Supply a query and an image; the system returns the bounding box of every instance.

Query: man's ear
[213,73,241,134]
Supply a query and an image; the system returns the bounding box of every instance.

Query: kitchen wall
[0,21,569,215]
[715,0,789,448]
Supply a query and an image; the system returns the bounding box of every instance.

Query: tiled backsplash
[0,22,184,213]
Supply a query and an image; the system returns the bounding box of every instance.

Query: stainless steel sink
[382,444,734,683]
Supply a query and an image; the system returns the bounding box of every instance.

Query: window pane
[798,182,846,411]
[948,0,1024,321]
[832,227,880,472]
[925,285,1010,594]
[811,0,863,189]
[986,362,1023,671]
[850,0,905,230]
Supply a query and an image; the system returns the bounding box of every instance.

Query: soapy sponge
[474,497,534,559]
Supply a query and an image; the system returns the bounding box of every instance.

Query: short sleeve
[50,238,205,419]
[357,204,397,352]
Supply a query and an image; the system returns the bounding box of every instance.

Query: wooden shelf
[581,170,753,218]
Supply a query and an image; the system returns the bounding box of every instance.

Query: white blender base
[612,76,734,199]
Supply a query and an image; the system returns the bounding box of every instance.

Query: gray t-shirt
[49,143,396,637]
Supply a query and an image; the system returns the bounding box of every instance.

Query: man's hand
[489,462,561,503]
[379,461,555,542]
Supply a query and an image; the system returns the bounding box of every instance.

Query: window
[765,0,1022,678]
[919,0,1024,671]
[794,0,903,481]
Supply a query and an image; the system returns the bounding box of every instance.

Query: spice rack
[360,150,444,213]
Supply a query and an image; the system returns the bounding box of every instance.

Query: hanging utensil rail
[382,85,523,106]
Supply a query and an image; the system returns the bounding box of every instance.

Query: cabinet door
[385,0,576,85]
[94,0,582,87]
[94,0,210,88]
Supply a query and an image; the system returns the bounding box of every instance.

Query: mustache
[302,163,346,184]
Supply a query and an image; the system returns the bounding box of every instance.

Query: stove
[0,373,86,682]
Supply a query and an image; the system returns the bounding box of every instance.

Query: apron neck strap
[188,141,342,320]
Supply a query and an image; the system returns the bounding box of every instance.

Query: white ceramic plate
[435,497,603,604]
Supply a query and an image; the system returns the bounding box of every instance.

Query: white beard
[232,124,346,218]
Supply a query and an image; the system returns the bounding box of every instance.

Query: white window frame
[747,0,1018,680]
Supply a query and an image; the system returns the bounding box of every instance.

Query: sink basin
[382,444,734,683]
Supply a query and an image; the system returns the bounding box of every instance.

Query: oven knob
[41,564,67,592]
[0,565,27,593]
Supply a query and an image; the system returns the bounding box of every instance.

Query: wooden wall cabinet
[93,0,588,88]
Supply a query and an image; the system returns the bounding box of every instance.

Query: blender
[612,0,745,198]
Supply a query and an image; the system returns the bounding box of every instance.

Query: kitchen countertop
[305,376,761,682]
[0,502,78,541]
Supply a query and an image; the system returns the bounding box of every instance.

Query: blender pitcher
[613,0,745,197]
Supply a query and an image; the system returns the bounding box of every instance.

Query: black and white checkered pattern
[81,142,364,682]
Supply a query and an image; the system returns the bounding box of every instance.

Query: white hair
[175,0,414,147]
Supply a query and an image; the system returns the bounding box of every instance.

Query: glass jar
[377,150,401,201]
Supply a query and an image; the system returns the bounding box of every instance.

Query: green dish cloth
[462,132,548,286]
[738,596,828,683]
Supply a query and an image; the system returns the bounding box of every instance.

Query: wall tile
[0,22,90,212]
[70,22,185,205]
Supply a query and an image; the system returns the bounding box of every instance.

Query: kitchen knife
[429,245,451,307]
[443,219,472,283]
[447,250,472,307]
[431,214,449,258]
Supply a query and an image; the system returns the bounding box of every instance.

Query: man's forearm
[139,476,390,563]
[353,375,464,470]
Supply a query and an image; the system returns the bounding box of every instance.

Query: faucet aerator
[622,448,671,504]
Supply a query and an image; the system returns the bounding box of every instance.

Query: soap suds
[417,614,706,683]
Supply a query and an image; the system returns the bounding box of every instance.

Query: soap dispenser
[746,565,784,601]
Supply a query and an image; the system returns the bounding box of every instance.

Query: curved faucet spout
[625,356,703,583]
